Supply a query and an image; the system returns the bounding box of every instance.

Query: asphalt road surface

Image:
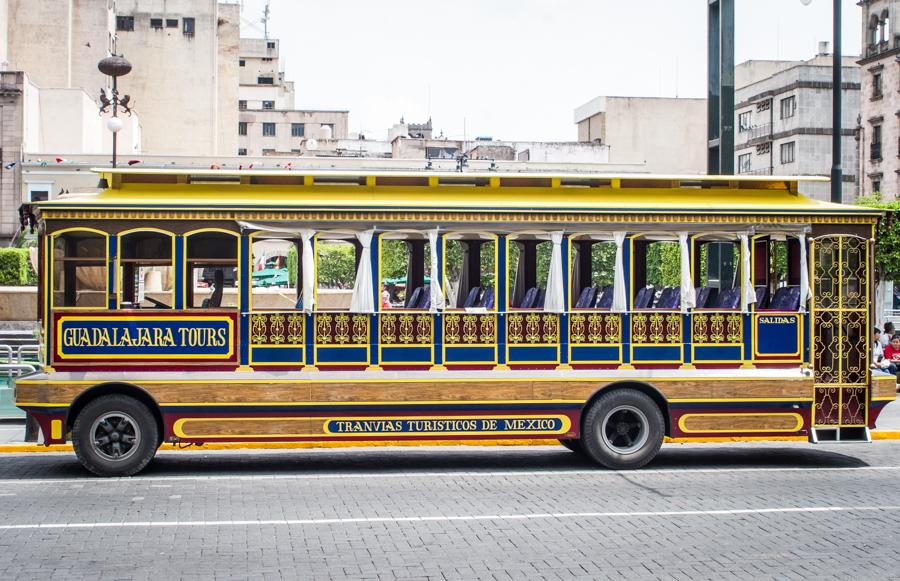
[1,442,899,580]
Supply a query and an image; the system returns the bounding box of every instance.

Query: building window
[291,123,305,137]
[321,123,335,138]
[780,141,795,164]
[116,15,134,31]
[738,153,751,174]
[873,179,882,194]
[28,189,49,202]
[872,124,883,160]
[873,72,884,98]
[262,149,276,156]
[738,111,751,133]
[263,123,276,136]
[238,122,247,136]
[780,96,796,120]
[150,18,163,29]
[267,41,276,49]
[239,100,247,110]
[262,57,273,62]
[262,100,275,110]
[182,17,195,35]
[238,148,248,156]
[166,18,178,28]
[258,76,274,85]
[239,59,245,67]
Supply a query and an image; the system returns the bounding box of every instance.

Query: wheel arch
[66,382,164,440]
[581,381,671,437]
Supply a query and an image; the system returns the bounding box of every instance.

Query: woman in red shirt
[884,335,900,375]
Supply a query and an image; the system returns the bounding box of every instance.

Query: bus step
[810,427,871,444]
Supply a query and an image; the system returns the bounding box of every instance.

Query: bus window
[444,235,496,310]
[569,238,615,310]
[693,239,740,310]
[508,236,551,310]
[52,229,107,308]
[118,230,174,309]
[315,237,360,311]
[754,235,803,310]
[631,237,680,310]
[251,238,300,310]
[380,236,431,309]
[186,231,238,309]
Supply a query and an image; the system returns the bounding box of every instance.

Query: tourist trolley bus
[14,168,895,476]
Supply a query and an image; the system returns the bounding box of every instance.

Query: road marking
[0,465,899,485]
[0,505,898,531]
[0,493,15,497]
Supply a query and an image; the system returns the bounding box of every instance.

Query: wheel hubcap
[599,405,649,455]
[90,412,141,462]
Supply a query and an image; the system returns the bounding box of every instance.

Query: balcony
[741,166,774,176]
[738,123,772,145]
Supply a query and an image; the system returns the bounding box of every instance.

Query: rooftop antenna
[262,0,270,39]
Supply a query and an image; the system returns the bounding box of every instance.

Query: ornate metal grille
[812,236,869,427]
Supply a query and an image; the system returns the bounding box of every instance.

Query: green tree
[646,242,681,287]
[857,194,900,283]
[316,241,357,289]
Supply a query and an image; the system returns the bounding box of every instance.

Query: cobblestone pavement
[1,442,900,580]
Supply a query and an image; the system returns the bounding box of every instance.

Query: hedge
[0,248,36,286]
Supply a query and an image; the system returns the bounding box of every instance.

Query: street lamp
[97,55,133,169]
[800,0,842,204]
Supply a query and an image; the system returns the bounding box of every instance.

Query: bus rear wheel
[72,394,160,477]
[581,389,664,470]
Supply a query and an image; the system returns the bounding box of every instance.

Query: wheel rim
[89,412,141,462]
[599,405,649,455]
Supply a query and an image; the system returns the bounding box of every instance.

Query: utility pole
[707,0,735,175]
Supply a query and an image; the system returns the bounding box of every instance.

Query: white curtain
[739,234,756,312]
[612,231,627,313]
[427,229,445,312]
[798,233,810,312]
[349,230,375,313]
[678,232,696,313]
[299,229,316,313]
[543,231,565,313]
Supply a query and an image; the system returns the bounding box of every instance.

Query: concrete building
[734,52,860,202]
[237,37,348,157]
[391,136,611,164]
[573,96,707,174]
[859,0,900,199]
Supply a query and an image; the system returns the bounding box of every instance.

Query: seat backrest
[768,286,799,310]
[785,286,801,310]
[754,286,768,309]
[520,287,538,309]
[535,288,546,308]
[655,286,680,309]
[209,270,224,308]
[713,287,740,309]
[462,286,481,308]
[695,287,710,308]
[634,286,654,309]
[415,285,431,309]
[478,287,495,309]
[595,285,613,309]
[574,286,596,309]
[406,286,423,309]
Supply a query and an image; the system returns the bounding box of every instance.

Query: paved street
[0,442,899,580]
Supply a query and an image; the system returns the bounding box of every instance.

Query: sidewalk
[2,401,899,450]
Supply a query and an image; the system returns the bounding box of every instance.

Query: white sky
[240,0,861,142]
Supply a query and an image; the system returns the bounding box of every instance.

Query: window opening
[119,231,174,309]
[508,237,551,310]
[291,123,305,137]
[186,231,238,309]
[569,238,616,310]
[316,238,361,311]
[116,15,134,31]
[182,17,195,35]
[780,95,796,120]
[693,239,740,310]
[631,238,681,310]
[252,238,300,310]
[262,122,276,136]
[443,236,496,310]
[380,237,432,309]
[52,230,107,308]
[752,236,803,311]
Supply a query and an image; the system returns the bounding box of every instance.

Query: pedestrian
[381,283,391,309]
[882,322,895,349]
[884,334,900,375]
[873,328,884,368]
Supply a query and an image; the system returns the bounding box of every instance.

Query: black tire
[558,438,584,454]
[581,389,664,470]
[72,394,160,477]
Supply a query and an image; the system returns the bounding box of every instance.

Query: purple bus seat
[713,287,740,309]
[535,288,546,308]
[462,286,482,308]
[520,287,538,309]
[655,286,680,309]
[575,286,597,309]
[595,285,613,309]
[478,288,495,309]
[415,285,431,309]
[754,286,768,309]
[634,286,655,309]
[695,286,711,308]
[405,286,423,309]
[769,286,800,310]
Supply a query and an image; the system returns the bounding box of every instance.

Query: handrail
[0,363,36,378]
[16,345,39,364]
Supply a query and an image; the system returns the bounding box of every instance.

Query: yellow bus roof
[30,168,877,218]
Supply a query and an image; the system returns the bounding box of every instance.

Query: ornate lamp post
[97,55,133,168]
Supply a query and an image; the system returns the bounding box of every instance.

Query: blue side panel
[497,234,507,366]
[560,235,569,365]
[756,314,801,357]
[570,345,620,362]
[434,234,443,367]
[622,240,631,366]
[316,346,368,364]
[508,345,558,363]
[239,235,250,366]
[693,345,742,362]
[369,237,379,367]
[632,345,681,363]
[174,236,184,310]
[445,346,495,364]
[251,346,303,363]
[380,346,432,363]
[107,235,117,310]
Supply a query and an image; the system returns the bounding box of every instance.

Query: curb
[3,432,899,453]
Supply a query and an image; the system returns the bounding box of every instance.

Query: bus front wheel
[72,394,160,477]
[581,389,664,470]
